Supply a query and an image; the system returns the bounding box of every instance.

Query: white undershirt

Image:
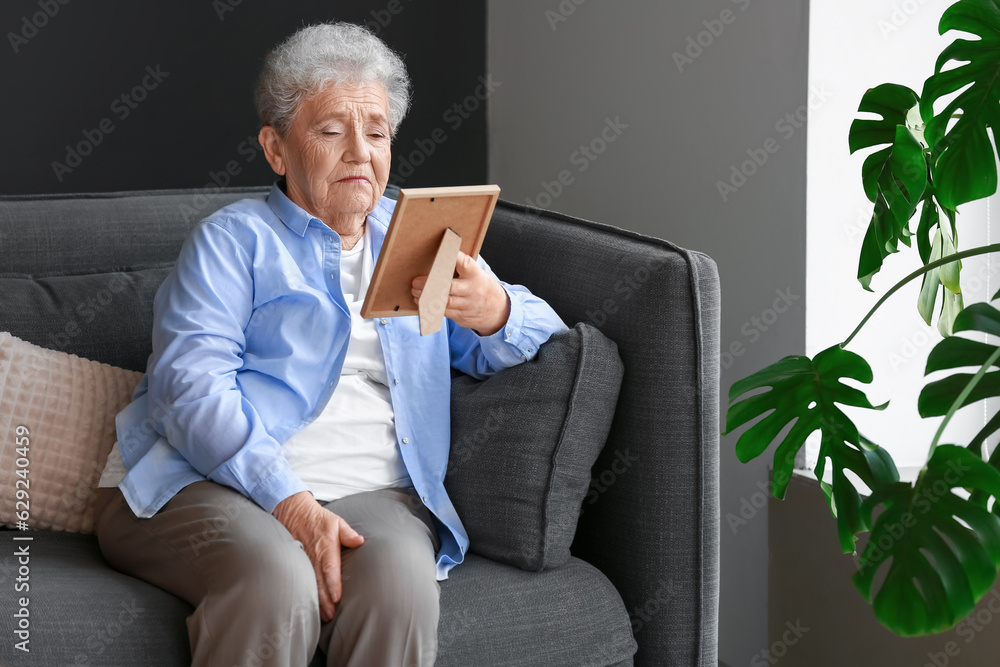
[99,222,411,501]
[282,223,411,501]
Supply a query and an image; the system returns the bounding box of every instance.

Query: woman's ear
[258,126,286,176]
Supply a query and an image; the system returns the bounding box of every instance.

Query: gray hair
[255,22,411,137]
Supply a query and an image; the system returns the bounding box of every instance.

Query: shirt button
[521,354,527,361]
[394,378,400,385]
[330,273,336,280]
[402,437,409,444]
[506,329,512,338]
[380,318,388,325]
[422,496,428,503]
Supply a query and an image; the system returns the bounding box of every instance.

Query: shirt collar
[265,181,395,240]
[266,182,315,237]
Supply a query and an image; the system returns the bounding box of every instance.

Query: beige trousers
[94,481,441,667]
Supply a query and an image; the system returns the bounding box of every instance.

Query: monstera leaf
[917,226,964,336]
[816,429,899,553]
[920,302,1000,451]
[849,84,927,290]
[726,345,896,551]
[921,0,1000,210]
[854,446,1000,636]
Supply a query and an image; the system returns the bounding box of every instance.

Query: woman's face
[260,82,392,227]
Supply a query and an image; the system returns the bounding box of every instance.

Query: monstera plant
[725,0,1000,636]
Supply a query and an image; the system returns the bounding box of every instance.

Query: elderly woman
[92,22,566,667]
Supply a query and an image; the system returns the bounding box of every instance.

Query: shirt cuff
[477,285,532,366]
[248,466,311,514]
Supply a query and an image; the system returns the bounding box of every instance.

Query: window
[806,0,999,477]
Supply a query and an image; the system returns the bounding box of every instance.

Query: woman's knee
[223,535,317,600]
[205,539,320,645]
[324,543,439,665]
[344,537,439,617]
[190,543,320,667]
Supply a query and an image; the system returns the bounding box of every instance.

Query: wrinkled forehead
[300,81,390,125]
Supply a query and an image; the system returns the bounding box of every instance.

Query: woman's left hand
[411,251,510,336]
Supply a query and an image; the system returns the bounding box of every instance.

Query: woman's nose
[343,129,370,162]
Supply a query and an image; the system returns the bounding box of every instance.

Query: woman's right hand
[272,491,365,623]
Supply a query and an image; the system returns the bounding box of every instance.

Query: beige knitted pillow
[0,332,142,533]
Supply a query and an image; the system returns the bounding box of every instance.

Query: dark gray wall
[0,0,487,194]
[487,1,808,664]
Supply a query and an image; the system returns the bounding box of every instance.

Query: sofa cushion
[0,266,172,372]
[0,530,192,667]
[0,333,142,533]
[446,323,624,571]
[436,553,637,666]
[0,532,635,667]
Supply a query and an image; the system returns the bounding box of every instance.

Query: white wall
[488,1,809,664]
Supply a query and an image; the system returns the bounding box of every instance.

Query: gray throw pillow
[446,322,624,571]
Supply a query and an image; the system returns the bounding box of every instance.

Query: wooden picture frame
[361,185,501,326]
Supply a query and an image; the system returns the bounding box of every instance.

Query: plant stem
[840,243,1000,348]
[928,347,1000,460]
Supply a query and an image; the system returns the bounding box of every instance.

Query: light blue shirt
[115,183,567,579]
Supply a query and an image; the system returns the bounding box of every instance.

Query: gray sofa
[0,186,720,666]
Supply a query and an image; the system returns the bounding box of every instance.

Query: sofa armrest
[481,201,720,667]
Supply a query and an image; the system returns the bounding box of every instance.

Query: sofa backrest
[0,187,266,370]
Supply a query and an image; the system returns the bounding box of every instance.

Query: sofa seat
[437,554,636,666]
[1,530,636,666]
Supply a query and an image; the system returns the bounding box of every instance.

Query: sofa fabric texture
[447,322,624,572]
[0,186,720,667]
[1,266,173,373]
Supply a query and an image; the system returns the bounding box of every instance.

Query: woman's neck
[331,218,365,250]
